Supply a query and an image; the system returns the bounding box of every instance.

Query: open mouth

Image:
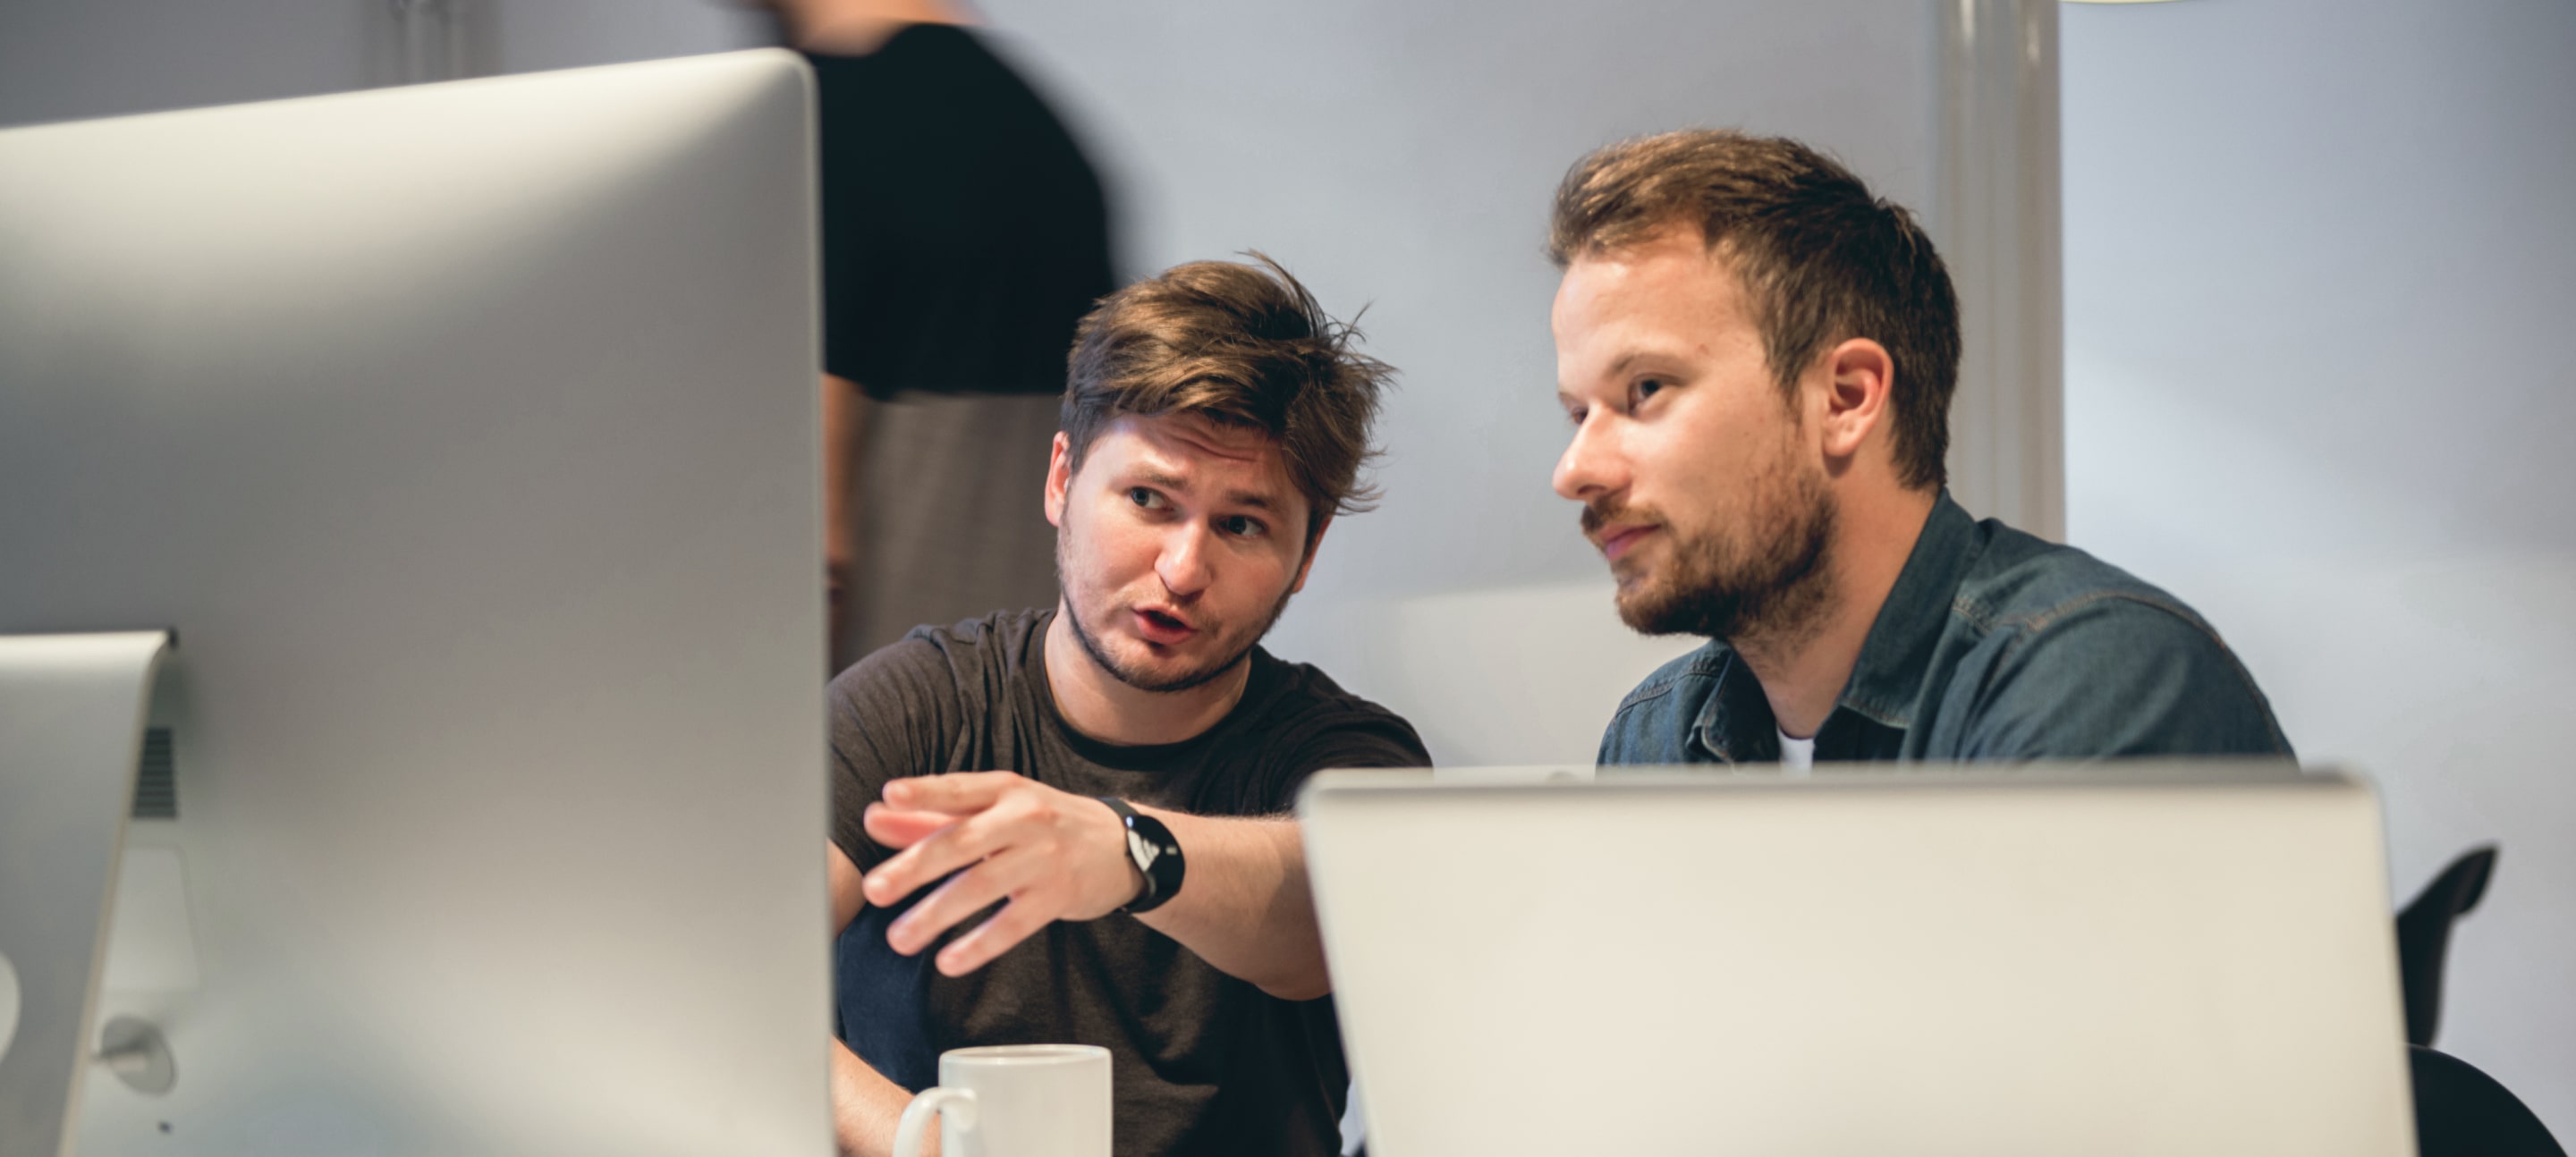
[1133,607,1197,645]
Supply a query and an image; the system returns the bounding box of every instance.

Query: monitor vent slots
[131,727,177,819]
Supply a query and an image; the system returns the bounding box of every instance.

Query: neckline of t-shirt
[1026,610,1288,773]
[802,21,978,66]
[1775,728,1817,773]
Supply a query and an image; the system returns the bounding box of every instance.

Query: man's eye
[1128,487,1165,510]
[1634,377,1667,403]
[1219,515,1266,538]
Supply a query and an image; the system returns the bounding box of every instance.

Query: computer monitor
[1301,765,2418,1156]
[0,50,826,1155]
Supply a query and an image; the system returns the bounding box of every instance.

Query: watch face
[1127,829,1163,872]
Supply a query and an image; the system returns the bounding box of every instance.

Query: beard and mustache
[1586,451,1838,647]
[1055,529,1298,696]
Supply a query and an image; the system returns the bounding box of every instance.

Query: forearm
[1131,811,1329,1001]
[856,776,1332,997]
[833,1037,933,1157]
[826,844,929,1156]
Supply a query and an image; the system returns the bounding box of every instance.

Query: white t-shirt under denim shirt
[1777,730,1816,773]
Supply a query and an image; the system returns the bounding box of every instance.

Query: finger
[886,848,1042,957]
[862,803,956,849]
[936,892,1058,977]
[862,807,1025,908]
[882,771,1025,815]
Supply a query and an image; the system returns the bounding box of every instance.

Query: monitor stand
[0,632,172,1157]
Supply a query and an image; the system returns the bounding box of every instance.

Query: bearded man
[1547,130,2291,769]
[822,257,1427,1157]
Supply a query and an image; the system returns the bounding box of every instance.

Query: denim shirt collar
[1690,491,1977,761]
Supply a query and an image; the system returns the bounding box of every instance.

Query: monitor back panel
[0,51,825,1156]
[1301,767,2414,1157]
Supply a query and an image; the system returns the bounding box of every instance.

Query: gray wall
[974,1,1945,764]
[0,1,374,127]
[2063,0,2576,1131]
[477,0,767,75]
[0,1,767,129]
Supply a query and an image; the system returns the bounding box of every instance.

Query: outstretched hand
[860,772,1142,976]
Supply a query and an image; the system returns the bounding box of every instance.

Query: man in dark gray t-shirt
[822,258,1427,1157]
[831,609,1423,1156]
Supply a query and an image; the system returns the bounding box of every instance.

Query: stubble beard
[1597,453,1839,653]
[1055,531,1296,695]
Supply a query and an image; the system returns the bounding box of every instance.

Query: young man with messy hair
[824,258,1427,1157]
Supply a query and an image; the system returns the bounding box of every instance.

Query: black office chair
[2411,1044,2566,1157]
[2391,845,2563,1155]
[2396,845,2498,1047]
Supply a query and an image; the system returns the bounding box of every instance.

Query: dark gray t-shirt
[828,608,1429,1157]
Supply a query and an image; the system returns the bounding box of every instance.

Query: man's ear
[1045,431,1072,528]
[1818,337,1895,465]
[1290,514,1333,594]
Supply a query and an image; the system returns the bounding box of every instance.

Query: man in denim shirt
[1546,130,2290,767]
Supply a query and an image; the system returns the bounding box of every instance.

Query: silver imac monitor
[0,51,827,1155]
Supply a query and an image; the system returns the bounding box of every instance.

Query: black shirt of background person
[809,25,1116,399]
[830,610,1430,1157]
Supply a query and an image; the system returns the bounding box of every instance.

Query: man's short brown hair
[1061,255,1393,539]
[1548,130,1960,490]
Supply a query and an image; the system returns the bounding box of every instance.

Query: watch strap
[1097,797,1184,915]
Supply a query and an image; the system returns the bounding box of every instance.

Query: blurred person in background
[758,0,1119,673]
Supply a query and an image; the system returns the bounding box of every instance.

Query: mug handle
[894,1085,979,1157]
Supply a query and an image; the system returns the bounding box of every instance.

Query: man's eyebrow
[1555,353,1645,398]
[1130,467,1280,511]
[1605,347,1696,378]
[1560,351,1656,403]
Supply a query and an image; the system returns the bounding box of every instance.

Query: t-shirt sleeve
[827,636,965,874]
[1953,593,2295,760]
[1262,708,1431,815]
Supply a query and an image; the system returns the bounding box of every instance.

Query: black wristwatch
[1097,797,1185,915]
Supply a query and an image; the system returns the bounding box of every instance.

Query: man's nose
[1553,413,1627,502]
[1157,524,1214,597]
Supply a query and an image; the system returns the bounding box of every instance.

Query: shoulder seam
[1992,590,2291,752]
[1994,589,2208,656]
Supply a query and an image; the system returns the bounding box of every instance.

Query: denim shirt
[1598,492,2293,766]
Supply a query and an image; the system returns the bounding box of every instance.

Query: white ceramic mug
[893,1043,1112,1157]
